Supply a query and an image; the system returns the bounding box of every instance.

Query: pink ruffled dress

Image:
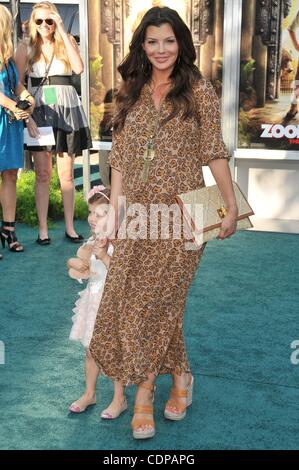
[69,243,114,348]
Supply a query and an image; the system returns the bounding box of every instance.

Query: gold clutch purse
[176,182,254,245]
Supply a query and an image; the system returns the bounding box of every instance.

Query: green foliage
[89,56,103,85]
[0,167,88,226]
[238,109,251,147]
[89,55,105,141]
[240,59,255,93]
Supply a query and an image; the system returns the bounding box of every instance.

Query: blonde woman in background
[0,5,35,258]
[15,1,91,245]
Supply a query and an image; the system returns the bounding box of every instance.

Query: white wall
[235,157,299,233]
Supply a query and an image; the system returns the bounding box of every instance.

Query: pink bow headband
[87,185,110,202]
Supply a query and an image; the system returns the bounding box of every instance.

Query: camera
[16,99,31,110]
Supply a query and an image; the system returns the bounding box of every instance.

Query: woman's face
[88,202,108,232]
[34,8,55,39]
[143,23,179,75]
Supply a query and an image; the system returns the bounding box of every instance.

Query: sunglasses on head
[35,18,54,26]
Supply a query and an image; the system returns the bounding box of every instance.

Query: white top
[88,242,114,292]
[29,57,72,78]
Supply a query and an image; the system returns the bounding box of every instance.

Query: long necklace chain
[140,84,167,183]
[140,109,161,183]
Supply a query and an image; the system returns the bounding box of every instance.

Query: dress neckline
[145,82,170,113]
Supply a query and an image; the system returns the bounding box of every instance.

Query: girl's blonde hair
[0,5,13,71]
[28,1,71,72]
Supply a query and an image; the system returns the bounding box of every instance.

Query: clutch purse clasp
[217,207,228,219]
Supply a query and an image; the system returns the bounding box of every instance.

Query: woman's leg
[56,153,80,238]
[0,169,18,222]
[0,169,23,251]
[132,373,156,436]
[32,151,52,240]
[69,348,99,412]
[164,371,193,417]
[100,380,127,419]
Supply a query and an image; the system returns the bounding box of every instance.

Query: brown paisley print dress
[90,78,229,385]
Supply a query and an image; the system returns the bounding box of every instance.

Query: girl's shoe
[69,394,96,413]
[0,221,24,252]
[131,383,156,439]
[164,375,194,421]
[100,398,128,419]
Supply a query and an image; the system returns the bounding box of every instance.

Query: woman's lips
[154,57,170,63]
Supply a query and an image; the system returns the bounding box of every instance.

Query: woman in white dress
[15,1,91,245]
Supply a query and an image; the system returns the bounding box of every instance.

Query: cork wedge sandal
[131,383,156,439]
[164,375,194,421]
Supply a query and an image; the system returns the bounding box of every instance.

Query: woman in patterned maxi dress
[90,6,238,439]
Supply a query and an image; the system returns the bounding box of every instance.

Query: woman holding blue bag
[0,5,35,259]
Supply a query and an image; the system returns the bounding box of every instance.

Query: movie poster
[238,0,299,150]
[88,0,225,145]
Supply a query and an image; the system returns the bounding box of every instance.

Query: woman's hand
[26,99,35,115]
[48,11,65,35]
[13,107,30,121]
[217,208,238,240]
[25,116,40,138]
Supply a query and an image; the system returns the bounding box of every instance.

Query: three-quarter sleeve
[196,79,230,166]
[288,11,299,32]
[108,128,123,172]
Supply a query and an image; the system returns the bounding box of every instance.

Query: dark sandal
[0,221,24,252]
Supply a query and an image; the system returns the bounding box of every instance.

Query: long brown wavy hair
[113,6,202,132]
[28,2,70,72]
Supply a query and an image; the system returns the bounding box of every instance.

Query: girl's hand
[48,12,65,35]
[93,238,108,260]
[26,116,40,138]
[95,208,117,240]
[217,208,238,240]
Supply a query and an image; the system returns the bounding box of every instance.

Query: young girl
[68,186,127,419]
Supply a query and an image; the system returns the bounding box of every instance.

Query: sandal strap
[138,382,155,392]
[2,221,15,227]
[134,404,153,414]
[166,397,186,413]
[170,387,188,398]
[132,416,154,429]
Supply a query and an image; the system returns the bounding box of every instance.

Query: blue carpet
[0,224,299,449]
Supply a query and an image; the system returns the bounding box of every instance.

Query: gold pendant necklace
[140,89,163,183]
[141,137,156,183]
